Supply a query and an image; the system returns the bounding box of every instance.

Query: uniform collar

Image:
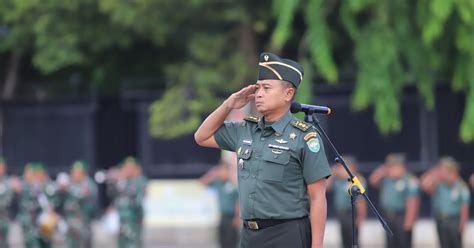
[256,111,293,135]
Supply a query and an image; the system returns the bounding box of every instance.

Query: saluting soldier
[327,155,367,248]
[369,153,420,248]
[0,158,13,248]
[59,160,97,248]
[195,52,331,248]
[200,160,240,248]
[420,157,470,248]
[108,157,147,248]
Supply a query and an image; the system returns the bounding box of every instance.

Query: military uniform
[379,173,419,248]
[209,180,239,248]
[332,175,366,248]
[215,110,331,248]
[433,180,470,248]
[17,164,57,248]
[0,176,13,248]
[63,176,97,248]
[109,171,147,248]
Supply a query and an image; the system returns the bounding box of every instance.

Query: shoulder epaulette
[291,120,311,132]
[244,115,260,123]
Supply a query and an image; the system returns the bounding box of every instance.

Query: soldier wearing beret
[421,157,470,248]
[369,153,420,248]
[58,160,97,248]
[108,157,148,248]
[195,52,331,248]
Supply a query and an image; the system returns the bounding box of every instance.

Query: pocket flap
[262,151,290,165]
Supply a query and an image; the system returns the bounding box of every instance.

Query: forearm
[194,101,233,145]
[404,197,419,229]
[309,196,327,248]
[459,204,469,232]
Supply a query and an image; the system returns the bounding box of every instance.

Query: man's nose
[255,87,263,97]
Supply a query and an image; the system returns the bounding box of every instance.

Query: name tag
[268,144,289,151]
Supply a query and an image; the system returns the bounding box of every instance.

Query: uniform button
[255,155,260,158]
[260,137,265,141]
[273,155,277,159]
[249,195,252,198]
[252,175,256,178]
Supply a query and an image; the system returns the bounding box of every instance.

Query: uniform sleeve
[461,185,471,205]
[301,134,331,184]
[407,177,420,197]
[214,121,242,151]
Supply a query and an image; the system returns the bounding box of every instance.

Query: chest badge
[289,132,297,140]
[275,138,288,144]
[238,158,245,169]
[271,149,283,154]
[243,140,253,146]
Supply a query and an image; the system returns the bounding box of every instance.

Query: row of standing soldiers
[0,156,147,248]
[329,153,472,248]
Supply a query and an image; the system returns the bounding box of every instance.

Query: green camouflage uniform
[18,179,57,248]
[110,175,147,248]
[0,176,13,248]
[63,177,97,248]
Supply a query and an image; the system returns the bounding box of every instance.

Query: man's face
[439,166,458,184]
[71,168,85,182]
[255,80,294,114]
[388,164,406,179]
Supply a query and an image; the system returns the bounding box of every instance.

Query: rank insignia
[304,132,317,141]
[275,138,288,144]
[290,132,297,140]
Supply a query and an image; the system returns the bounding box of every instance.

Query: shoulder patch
[244,115,260,123]
[291,120,311,132]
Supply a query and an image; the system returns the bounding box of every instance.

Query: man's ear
[285,87,295,102]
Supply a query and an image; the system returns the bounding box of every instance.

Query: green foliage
[271,0,474,142]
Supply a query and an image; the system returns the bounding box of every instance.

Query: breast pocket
[261,151,290,183]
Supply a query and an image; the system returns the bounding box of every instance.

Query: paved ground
[6,219,474,247]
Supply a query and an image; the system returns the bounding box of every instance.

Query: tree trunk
[2,51,22,100]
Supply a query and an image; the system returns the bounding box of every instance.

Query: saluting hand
[224,85,257,109]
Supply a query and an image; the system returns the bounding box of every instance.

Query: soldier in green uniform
[195,52,331,248]
[0,158,13,248]
[108,157,148,248]
[369,153,419,248]
[58,160,97,248]
[420,157,470,248]
[327,156,367,248]
[200,160,240,248]
[13,163,58,248]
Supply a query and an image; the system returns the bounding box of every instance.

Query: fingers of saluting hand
[237,84,257,97]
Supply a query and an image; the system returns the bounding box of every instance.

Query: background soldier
[200,160,240,248]
[0,158,13,248]
[420,157,470,248]
[369,153,420,248]
[327,156,367,248]
[13,163,58,248]
[108,157,148,248]
[58,160,97,248]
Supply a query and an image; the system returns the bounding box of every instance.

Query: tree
[270,0,474,142]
